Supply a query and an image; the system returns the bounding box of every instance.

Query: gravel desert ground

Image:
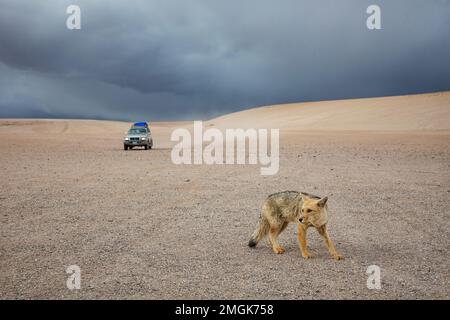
[1,92,449,299]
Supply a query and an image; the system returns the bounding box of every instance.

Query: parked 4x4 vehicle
[124,125,153,150]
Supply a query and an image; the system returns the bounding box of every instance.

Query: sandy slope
[1,92,449,299]
[208,91,450,131]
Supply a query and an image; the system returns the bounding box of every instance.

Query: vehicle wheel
[144,145,148,150]
[149,145,152,149]
[124,145,128,150]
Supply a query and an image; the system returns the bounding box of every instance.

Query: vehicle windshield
[128,128,147,135]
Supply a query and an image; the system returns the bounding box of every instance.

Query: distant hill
[208,92,450,131]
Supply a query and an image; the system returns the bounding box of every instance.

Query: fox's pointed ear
[317,197,328,207]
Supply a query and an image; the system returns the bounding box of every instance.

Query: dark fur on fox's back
[267,190,299,199]
[267,190,321,200]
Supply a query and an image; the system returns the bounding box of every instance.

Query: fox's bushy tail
[248,217,269,248]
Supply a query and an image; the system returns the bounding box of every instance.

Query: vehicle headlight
[124,137,129,141]
[141,137,146,140]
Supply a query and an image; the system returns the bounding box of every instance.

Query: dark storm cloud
[0,0,449,120]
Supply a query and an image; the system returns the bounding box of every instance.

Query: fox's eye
[306,209,312,213]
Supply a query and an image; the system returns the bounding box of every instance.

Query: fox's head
[298,194,328,227]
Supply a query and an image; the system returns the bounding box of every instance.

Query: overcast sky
[0,0,449,121]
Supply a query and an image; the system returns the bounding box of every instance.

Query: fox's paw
[331,253,343,260]
[272,246,285,254]
[301,252,312,259]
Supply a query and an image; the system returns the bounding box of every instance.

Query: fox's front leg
[317,224,343,260]
[297,223,312,259]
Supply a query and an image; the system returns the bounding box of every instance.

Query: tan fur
[248,191,343,260]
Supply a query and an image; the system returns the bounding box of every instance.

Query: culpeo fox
[248,191,343,260]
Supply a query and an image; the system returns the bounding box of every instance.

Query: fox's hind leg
[269,225,285,254]
[267,221,288,246]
